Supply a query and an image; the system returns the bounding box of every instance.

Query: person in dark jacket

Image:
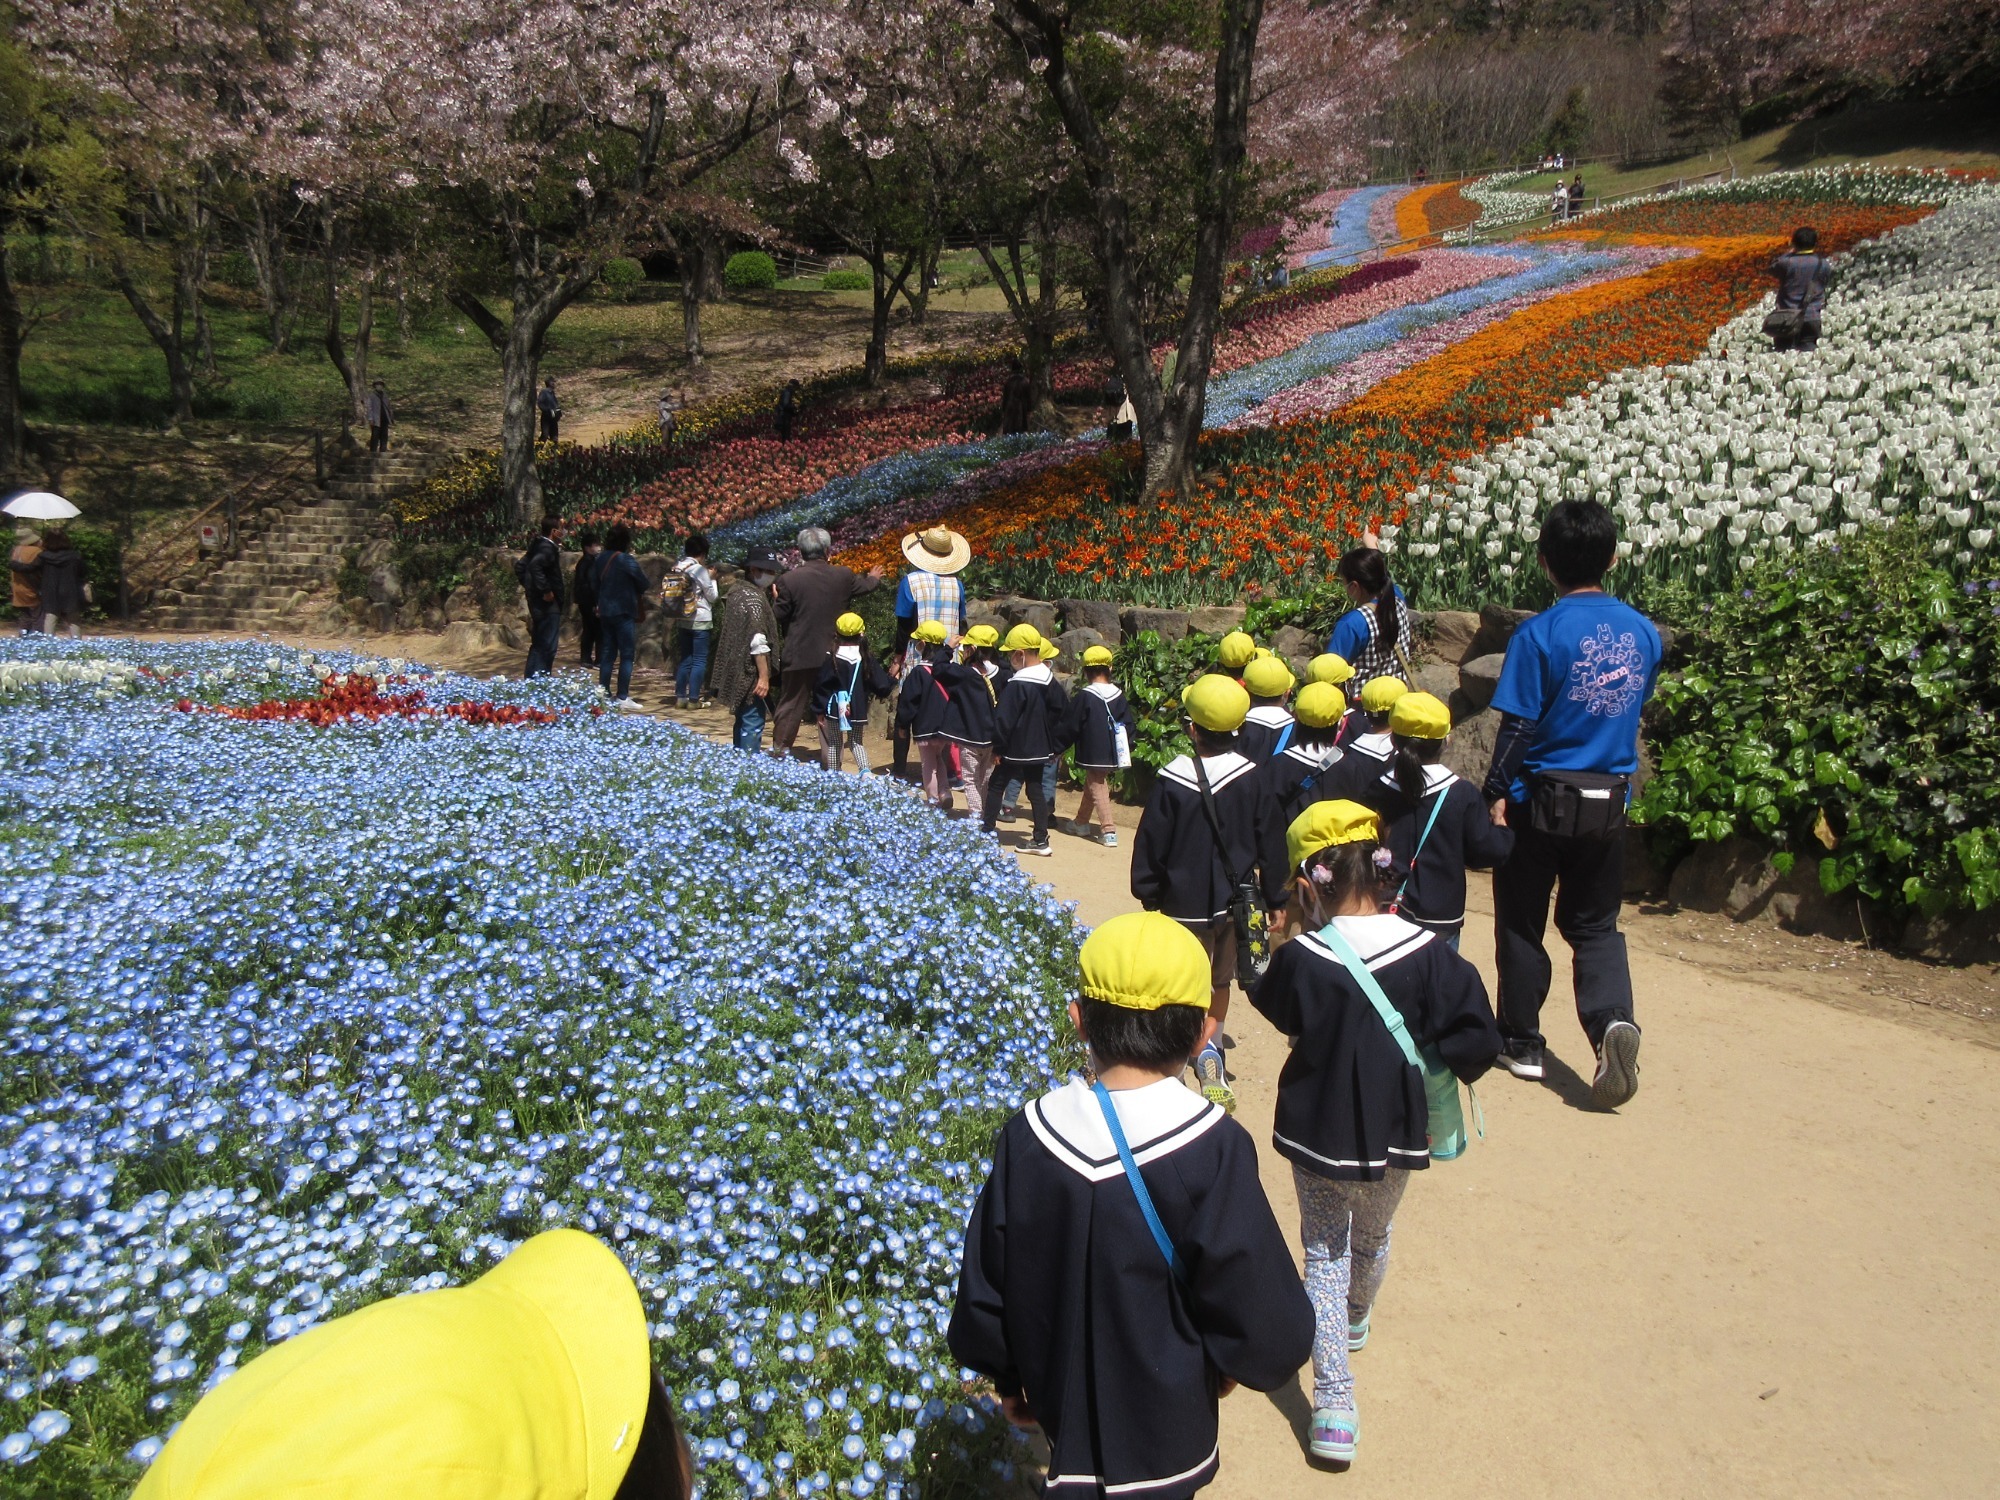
[935,625,1004,822]
[1349,693,1514,945]
[537,377,562,442]
[711,549,784,752]
[998,358,1033,435]
[570,532,603,666]
[814,612,894,774]
[591,524,651,707]
[1130,673,1291,1115]
[1236,655,1298,764]
[980,624,1071,855]
[1326,675,1407,784]
[896,621,957,807]
[517,516,566,679]
[773,378,801,440]
[33,530,85,639]
[1769,225,1832,352]
[1061,644,1137,847]
[1253,800,1500,1466]
[771,528,884,760]
[1262,682,1348,827]
[949,912,1313,1500]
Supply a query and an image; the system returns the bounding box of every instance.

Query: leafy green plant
[1635,525,2000,917]
[723,250,778,291]
[600,257,645,299]
[1244,579,1348,641]
[820,269,869,290]
[1110,629,1222,796]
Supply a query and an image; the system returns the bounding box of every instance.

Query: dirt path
[120,630,2000,1495]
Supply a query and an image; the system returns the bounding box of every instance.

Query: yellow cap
[913,620,949,645]
[1307,653,1355,686]
[962,624,1000,648]
[1359,676,1410,713]
[133,1229,649,1500]
[1216,630,1256,669]
[1287,800,1384,871]
[1080,911,1212,1011]
[1183,673,1251,733]
[1080,644,1115,668]
[1038,640,1061,662]
[1294,682,1347,729]
[835,611,866,638]
[1242,655,1297,699]
[1389,690,1450,739]
[1001,623,1044,653]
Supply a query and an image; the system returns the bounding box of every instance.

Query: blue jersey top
[1489,590,1661,801]
[1326,584,1407,664]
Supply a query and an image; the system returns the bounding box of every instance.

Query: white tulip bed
[1390,185,2000,606]
[1448,170,1548,237]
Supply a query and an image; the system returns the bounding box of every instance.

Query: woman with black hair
[1327,546,1412,688]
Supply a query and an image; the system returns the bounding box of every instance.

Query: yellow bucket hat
[1001,623,1045,653]
[1216,630,1257,670]
[1038,640,1061,662]
[1294,681,1347,729]
[1359,676,1410,714]
[1307,653,1355,686]
[1389,690,1451,739]
[1242,655,1297,699]
[962,624,1000,648]
[1080,644,1115,668]
[133,1229,650,1500]
[1287,799,1384,872]
[1080,911,1212,1011]
[835,611,866,638]
[913,619,949,645]
[1183,672,1251,733]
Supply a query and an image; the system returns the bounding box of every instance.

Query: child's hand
[1218,1379,1239,1399]
[999,1392,1038,1429]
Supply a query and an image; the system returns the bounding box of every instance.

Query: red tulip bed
[176,673,562,727]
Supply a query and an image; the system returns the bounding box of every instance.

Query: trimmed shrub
[723,250,778,290]
[820,269,870,290]
[600,257,645,299]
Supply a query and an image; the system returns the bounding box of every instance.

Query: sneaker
[614,697,645,712]
[1347,1313,1370,1352]
[1592,1020,1641,1108]
[1308,1407,1358,1464]
[1498,1042,1544,1080]
[997,806,1016,824]
[1193,1044,1236,1114]
[1099,830,1118,848]
[1022,840,1054,858]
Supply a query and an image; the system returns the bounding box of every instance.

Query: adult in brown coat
[770,527,881,757]
[9,530,42,632]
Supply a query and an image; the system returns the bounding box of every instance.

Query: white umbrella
[3,491,81,521]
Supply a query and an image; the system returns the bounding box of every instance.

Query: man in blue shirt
[1482,499,1660,1108]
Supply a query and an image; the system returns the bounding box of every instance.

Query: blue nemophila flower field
[0,640,1078,1498]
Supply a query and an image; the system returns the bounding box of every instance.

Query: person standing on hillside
[33,530,85,639]
[1768,226,1832,353]
[1328,546,1412,689]
[9,528,42,633]
[1483,498,1661,1108]
[537,377,562,443]
[774,378,801,441]
[890,525,970,779]
[770,528,882,760]
[712,548,785,752]
[366,381,392,452]
[671,533,719,707]
[570,531,603,667]
[1568,174,1585,218]
[516,516,566,679]
[658,389,679,444]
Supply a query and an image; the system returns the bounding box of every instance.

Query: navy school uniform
[1320,727,1394,801]
[949,1076,1314,1498]
[1069,681,1138,769]
[813,648,895,729]
[1235,703,1296,764]
[1260,738,1346,827]
[1131,751,1292,927]
[1251,913,1502,1180]
[894,647,953,740]
[992,663,1072,765]
[936,659,1002,747]
[1355,764,1515,937]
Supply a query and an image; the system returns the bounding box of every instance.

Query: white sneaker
[615,697,645,712]
[1592,1021,1641,1107]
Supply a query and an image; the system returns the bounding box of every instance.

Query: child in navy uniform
[815,612,895,774]
[1262,681,1347,826]
[982,624,1072,855]
[1063,644,1137,847]
[950,911,1313,1499]
[936,623,1003,824]
[1236,655,1298,763]
[1353,692,1513,945]
[895,620,954,809]
[1130,674,1292,1113]
[1253,801,1501,1467]
[1215,629,1258,681]
[1327,675,1407,788]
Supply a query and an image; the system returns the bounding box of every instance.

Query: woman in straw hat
[890,524,970,778]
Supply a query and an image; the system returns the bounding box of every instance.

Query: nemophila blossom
[0,639,1079,1495]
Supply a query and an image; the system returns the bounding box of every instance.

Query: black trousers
[368,421,390,452]
[981,760,1051,841]
[577,608,601,664]
[1493,811,1634,1050]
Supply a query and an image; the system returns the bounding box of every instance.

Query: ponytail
[1392,737,1428,806]
[1299,839,1398,916]
[1337,546,1399,652]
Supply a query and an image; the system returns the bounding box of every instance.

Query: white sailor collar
[1012,663,1053,685]
[1349,732,1393,761]
[1297,912,1435,970]
[1160,751,1256,792]
[1376,762,1458,793]
[1084,681,1124,702]
[1244,705,1294,728]
[1027,1075,1224,1182]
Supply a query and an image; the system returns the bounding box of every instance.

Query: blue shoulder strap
[1397,786,1449,901]
[1090,1080,1189,1287]
[1273,721,1295,756]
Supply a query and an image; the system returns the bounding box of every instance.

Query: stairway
[149,450,441,635]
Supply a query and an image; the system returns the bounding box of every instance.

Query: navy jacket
[937,660,1003,747]
[992,664,1072,764]
[1131,751,1291,925]
[895,649,954,739]
[1261,740,1346,828]
[1353,766,1515,935]
[1236,705,1297,765]
[1068,682,1138,769]
[593,552,650,621]
[815,649,896,728]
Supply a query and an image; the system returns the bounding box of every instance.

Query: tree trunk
[246,197,297,353]
[180,234,216,379]
[695,228,728,301]
[976,228,1062,432]
[498,325,547,526]
[865,244,919,388]
[682,291,704,364]
[901,240,940,325]
[110,252,195,425]
[0,214,25,479]
[349,267,375,428]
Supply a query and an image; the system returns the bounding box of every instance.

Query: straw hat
[901,525,971,576]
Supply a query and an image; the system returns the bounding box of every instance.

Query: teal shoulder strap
[1397,786,1450,901]
[1315,923,1423,1070]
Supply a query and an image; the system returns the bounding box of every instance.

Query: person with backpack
[570,532,603,667]
[949,911,1314,1500]
[1130,673,1291,1113]
[1060,644,1137,847]
[1484,498,1660,1106]
[1262,682,1347,826]
[1767,225,1832,353]
[1327,547,1412,690]
[814,612,894,774]
[1351,692,1514,946]
[591,524,652,709]
[1254,800,1501,1466]
[670,533,719,707]
[896,621,956,807]
[515,515,566,679]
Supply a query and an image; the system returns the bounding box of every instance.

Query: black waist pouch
[1528,769,1630,838]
